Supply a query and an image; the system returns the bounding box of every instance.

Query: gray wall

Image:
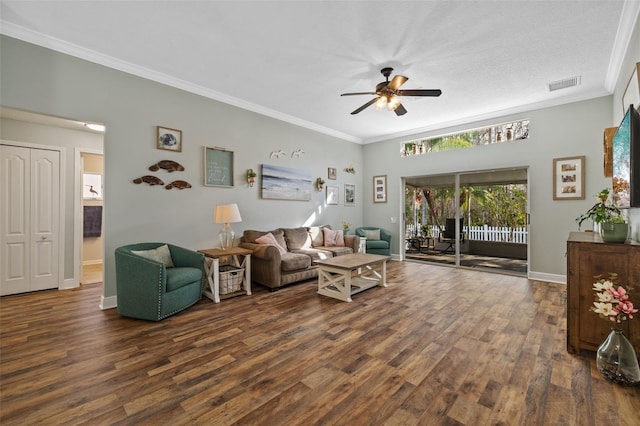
[361,96,615,279]
[1,24,639,300]
[1,36,363,301]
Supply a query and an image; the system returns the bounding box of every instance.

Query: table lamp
[214,203,242,250]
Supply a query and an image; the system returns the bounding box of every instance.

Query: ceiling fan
[341,67,442,116]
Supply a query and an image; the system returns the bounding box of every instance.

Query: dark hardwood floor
[1,261,639,425]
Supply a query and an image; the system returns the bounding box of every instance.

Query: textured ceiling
[0,1,637,143]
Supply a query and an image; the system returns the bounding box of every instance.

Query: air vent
[548,76,581,92]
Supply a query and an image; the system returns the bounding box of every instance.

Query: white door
[0,145,60,295]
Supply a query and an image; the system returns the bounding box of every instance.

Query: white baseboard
[100,295,117,310]
[83,260,103,266]
[529,271,566,284]
[60,278,79,290]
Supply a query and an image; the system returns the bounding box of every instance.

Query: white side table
[198,247,252,303]
[358,237,367,253]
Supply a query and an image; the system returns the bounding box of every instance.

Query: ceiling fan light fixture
[375,96,387,110]
[387,95,401,111]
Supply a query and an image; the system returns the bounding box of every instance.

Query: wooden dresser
[566,232,640,356]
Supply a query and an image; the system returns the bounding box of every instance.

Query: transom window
[400,119,530,157]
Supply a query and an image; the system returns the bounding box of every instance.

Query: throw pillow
[362,229,381,240]
[255,232,287,255]
[323,228,345,247]
[131,244,175,267]
[309,225,330,247]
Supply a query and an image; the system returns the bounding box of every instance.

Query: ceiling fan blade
[351,98,378,115]
[394,103,407,116]
[397,89,442,97]
[341,92,378,96]
[387,75,408,91]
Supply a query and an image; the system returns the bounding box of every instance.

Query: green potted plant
[420,224,432,237]
[315,177,325,191]
[576,189,629,243]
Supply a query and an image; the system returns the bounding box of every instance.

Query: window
[400,120,529,157]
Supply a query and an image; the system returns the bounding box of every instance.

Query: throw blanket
[83,206,102,237]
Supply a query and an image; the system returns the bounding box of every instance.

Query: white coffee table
[314,253,390,302]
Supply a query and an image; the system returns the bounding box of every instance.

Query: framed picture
[326,186,338,205]
[553,156,585,200]
[157,126,182,152]
[261,164,312,200]
[622,62,639,115]
[344,184,355,206]
[83,173,103,200]
[204,146,234,187]
[328,167,337,180]
[373,174,387,203]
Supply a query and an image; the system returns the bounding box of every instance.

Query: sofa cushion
[283,227,312,250]
[243,229,269,243]
[165,267,201,292]
[309,225,331,247]
[361,229,381,240]
[131,244,174,267]
[323,228,345,247]
[292,248,333,261]
[255,232,287,255]
[280,252,312,272]
[243,229,286,248]
[315,246,353,256]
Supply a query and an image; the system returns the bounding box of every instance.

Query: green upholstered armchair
[355,227,392,256]
[115,243,204,321]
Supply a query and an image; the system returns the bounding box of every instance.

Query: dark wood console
[566,232,640,356]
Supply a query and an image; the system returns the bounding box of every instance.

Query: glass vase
[596,328,640,386]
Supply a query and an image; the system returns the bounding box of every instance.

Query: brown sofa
[239,226,360,290]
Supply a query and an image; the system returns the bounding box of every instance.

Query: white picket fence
[406,224,528,244]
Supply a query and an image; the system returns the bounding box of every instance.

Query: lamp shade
[214,203,242,224]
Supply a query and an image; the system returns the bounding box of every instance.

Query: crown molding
[364,89,612,144]
[0,21,362,144]
[604,0,640,92]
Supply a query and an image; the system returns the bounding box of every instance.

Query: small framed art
[204,146,234,187]
[373,175,387,203]
[553,156,585,200]
[326,186,338,205]
[328,167,337,180]
[83,173,103,200]
[157,126,182,152]
[345,184,355,206]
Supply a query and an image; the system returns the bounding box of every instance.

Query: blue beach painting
[261,164,312,201]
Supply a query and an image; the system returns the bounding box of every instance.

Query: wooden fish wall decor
[133,175,164,185]
[148,160,185,172]
[134,160,191,189]
[165,180,192,190]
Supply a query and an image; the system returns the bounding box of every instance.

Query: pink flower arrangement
[591,273,638,324]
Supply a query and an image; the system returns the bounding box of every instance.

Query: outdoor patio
[405,250,528,275]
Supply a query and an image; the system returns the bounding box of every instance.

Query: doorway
[403,168,529,276]
[80,152,104,285]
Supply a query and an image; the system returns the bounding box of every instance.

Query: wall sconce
[315,177,325,191]
[247,168,257,187]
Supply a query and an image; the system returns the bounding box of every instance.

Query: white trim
[74,147,104,297]
[99,295,117,310]
[0,21,361,144]
[528,271,566,285]
[604,0,640,92]
[365,91,611,144]
[60,278,78,290]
